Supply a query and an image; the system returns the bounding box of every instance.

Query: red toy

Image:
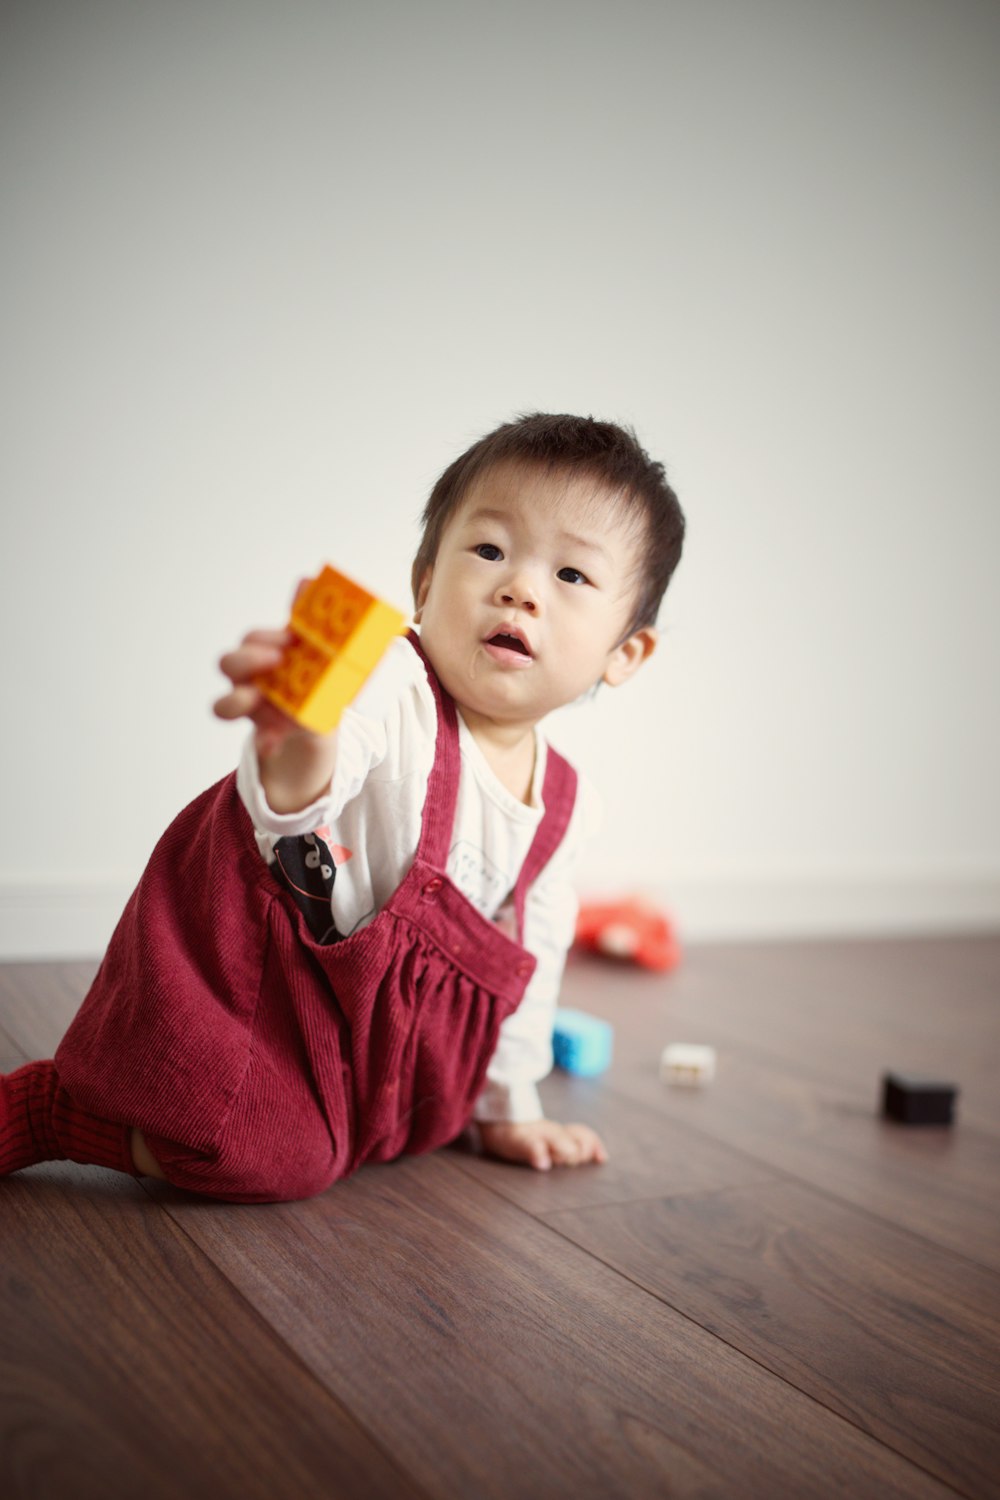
[574,898,681,973]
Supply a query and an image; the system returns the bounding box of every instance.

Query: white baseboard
[0,882,133,962]
[647,870,1000,942]
[0,870,998,960]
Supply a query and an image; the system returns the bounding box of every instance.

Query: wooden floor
[2,934,999,1500]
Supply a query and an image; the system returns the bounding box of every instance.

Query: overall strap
[513,745,579,943]
[405,630,580,933]
[406,629,462,869]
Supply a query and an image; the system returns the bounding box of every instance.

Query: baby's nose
[500,588,538,613]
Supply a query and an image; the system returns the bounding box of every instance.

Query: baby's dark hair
[412,412,685,635]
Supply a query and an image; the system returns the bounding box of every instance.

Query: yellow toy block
[256,565,406,733]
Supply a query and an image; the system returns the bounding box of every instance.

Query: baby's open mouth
[487,631,531,656]
[482,630,530,660]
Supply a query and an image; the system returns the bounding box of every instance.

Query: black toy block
[881,1071,957,1125]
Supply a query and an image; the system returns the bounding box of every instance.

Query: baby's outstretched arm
[214,625,339,814]
[478,1118,608,1172]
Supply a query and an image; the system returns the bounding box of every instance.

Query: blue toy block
[552,1008,614,1077]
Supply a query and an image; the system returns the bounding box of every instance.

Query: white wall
[2,0,998,958]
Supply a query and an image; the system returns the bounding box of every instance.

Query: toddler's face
[415,463,655,735]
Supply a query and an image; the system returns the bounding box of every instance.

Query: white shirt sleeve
[472,770,602,1124]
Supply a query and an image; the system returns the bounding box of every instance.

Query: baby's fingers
[213,683,266,722]
[218,629,293,687]
[552,1123,608,1167]
[214,630,297,728]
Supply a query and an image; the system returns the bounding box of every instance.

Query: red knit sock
[0,1060,136,1177]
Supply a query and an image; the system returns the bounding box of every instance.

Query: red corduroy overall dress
[55,634,578,1202]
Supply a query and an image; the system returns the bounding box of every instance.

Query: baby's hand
[213,626,310,759]
[478,1118,608,1172]
[214,602,338,814]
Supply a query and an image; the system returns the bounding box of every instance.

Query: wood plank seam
[595,1077,1000,1277]
[135,1182,440,1500]
[527,1200,987,1500]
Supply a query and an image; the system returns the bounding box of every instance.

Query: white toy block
[660,1043,716,1087]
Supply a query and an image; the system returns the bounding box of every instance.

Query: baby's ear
[602,626,657,688]
[413,566,433,621]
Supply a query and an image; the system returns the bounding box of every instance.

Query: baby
[0,412,684,1202]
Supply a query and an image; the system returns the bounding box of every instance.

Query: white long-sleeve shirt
[236,635,600,1123]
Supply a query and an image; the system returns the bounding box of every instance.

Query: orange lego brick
[256,636,329,718]
[256,565,406,734]
[292,569,372,649]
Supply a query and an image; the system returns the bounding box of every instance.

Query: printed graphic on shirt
[449,839,512,916]
[271,828,347,945]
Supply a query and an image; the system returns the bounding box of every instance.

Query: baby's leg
[130,1128,167,1179]
[135,1043,340,1204]
[2,1058,337,1202]
[0,1060,136,1177]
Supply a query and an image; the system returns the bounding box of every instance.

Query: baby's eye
[557,566,589,585]
[475,543,504,561]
